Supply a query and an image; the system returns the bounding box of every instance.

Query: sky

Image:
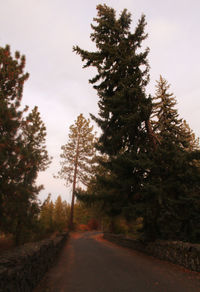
[1,0,200,203]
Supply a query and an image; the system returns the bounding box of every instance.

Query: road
[34,231,200,292]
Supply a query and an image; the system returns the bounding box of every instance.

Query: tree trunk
[69,134,80,230]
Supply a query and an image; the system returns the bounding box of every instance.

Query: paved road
[34,231,200,292]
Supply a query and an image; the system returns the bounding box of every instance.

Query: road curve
[34,231,200,292]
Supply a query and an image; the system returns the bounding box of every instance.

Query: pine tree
[0,45,51,244]
[22,106,51,191]
[54,195,68,232]
[73,5,154,232]
[40,194,54,233]
[0,45,30,242]
[57,114,96,229]
[74,4,153,154]
[148,76,200,241]
[181,120,200,152]
[152,76,188,148]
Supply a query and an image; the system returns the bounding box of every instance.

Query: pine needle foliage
[58,114,96,186]
[74,4,151,155]
[0,45,51,244]
[147,76,200,241]
[57,114,96,228]
[73,4,153,230]
[74,6,200,242]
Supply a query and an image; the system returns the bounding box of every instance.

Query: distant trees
[0,45,51,244]
[39,194,55,233]
[39,194,99,233]
[39,194,70,233]
[54,195,69,232]
[57,114,97,228]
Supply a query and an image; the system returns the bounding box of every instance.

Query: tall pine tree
[57,114,96,229]
[74,4,154,232]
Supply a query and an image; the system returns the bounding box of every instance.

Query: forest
[1,4,200,248]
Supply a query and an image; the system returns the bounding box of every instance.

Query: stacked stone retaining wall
[104,233,200,272]
[0,232,68,292]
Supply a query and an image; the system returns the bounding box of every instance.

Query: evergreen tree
[54,195,68,232]
[73,4,153,231]
[21,106,51,197]
[57,114,96,228]
[181,120,200,152]
[74,4,153,154]
[152,76,189,149]
[0,45,29,243]
[62,200,71,224]
[22,106,51,172]
[76,155,115,231]
[40,194,54,233]
[0,45,51,244]
[147,76,200,241]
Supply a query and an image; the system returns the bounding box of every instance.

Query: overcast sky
[1,0,200,203]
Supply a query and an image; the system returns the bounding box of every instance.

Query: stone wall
[103,233,200,272]
[0,232,68,292]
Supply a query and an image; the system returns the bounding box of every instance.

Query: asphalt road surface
[34,231,200,292]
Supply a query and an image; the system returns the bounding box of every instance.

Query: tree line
[40,194,99,233]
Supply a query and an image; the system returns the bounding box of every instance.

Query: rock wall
[0,232,68,292]
[103,233,200,272]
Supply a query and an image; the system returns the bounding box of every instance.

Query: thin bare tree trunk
[69,134,80,229]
